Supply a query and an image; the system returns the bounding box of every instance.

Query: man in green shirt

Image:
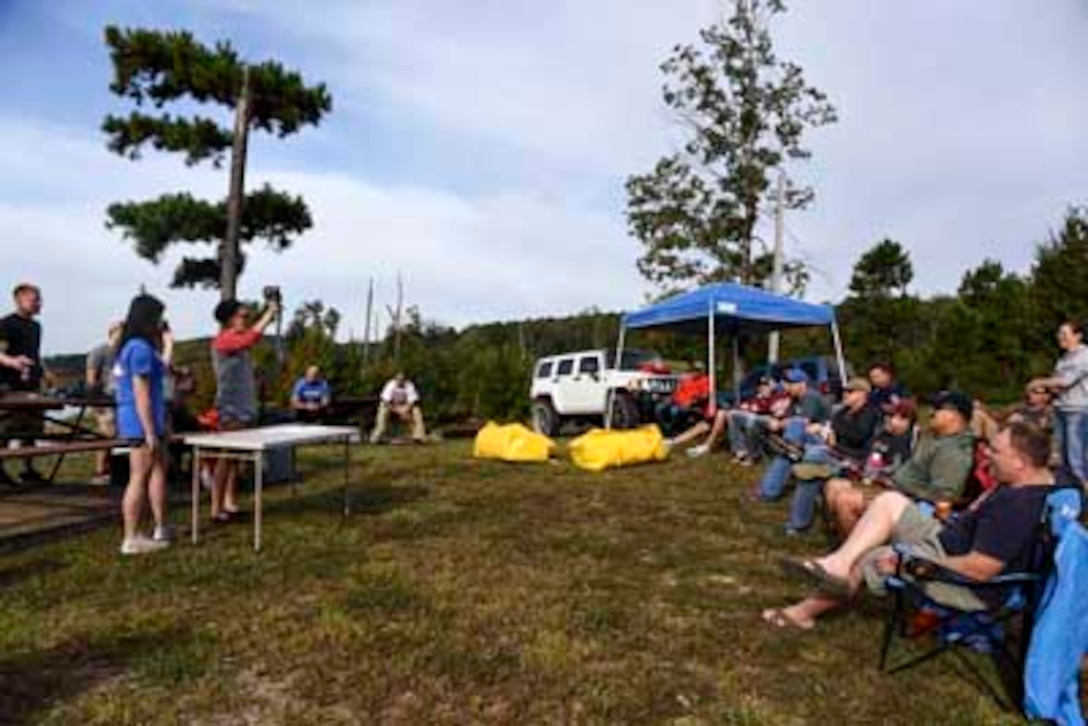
[825,391,974,536]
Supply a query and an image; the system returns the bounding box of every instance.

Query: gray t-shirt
[212,345,258,424]
[1054,344,1088,411]
[87,343,116,395]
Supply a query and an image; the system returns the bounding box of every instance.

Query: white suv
[529,349,679,436]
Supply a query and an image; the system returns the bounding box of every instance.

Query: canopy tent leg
[831,317,847,386]
[707,301,717,415]
[605,324,628,429]
[732,336,741,402]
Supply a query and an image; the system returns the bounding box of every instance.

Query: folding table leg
[254,453,263,552]
[191,447,201,544]
[343,436,351,518]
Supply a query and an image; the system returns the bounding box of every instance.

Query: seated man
[720,376,791,464]
[824,391,974,537]
[762,423,1055,630]
[370,371,426,444]
[656,363,709,437]
[753,368,831,501]
[785,377,880,534]
[291,365,332,423]
[975,383,1056,466]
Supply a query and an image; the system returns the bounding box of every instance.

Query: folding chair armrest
[891,543,1039,588]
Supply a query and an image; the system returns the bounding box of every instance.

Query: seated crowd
[653,331,1088,642]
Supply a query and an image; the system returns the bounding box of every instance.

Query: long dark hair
[120,294,165,350]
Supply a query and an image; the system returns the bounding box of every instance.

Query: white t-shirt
[380,379,419,406]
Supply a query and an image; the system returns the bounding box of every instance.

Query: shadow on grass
[0,557,67,588]
[0,625,199,725]
[262,483,430,518]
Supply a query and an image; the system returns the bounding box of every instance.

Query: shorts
[93,407,117,437]
[859,504,987,612]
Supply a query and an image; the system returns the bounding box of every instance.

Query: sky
[1,0,1087,355]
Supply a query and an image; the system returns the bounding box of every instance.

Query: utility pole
[767,171,785,363]
[221,65,251,300]
[362,277,374,365]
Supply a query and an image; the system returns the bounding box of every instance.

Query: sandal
[761,608,814,631]
[780,557,851,599]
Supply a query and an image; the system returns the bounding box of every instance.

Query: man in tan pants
[370,371,426,443]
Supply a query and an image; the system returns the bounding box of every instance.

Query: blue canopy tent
[608,282,846,426]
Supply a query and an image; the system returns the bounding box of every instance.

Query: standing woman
[1031,321,1088,485]
[114,294,171,555]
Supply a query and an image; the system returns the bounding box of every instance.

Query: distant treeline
[46,209,1088,422]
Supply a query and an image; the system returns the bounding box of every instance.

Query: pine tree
[102,26,332,298]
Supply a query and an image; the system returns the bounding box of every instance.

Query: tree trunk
[221,66,251,300]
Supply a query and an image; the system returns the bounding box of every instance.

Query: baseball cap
[782,368,809,384]
[930,390,973,421]
[844,376,872,394]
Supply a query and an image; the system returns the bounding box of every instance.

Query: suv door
[559,354,606,414]
[550,357,577,413]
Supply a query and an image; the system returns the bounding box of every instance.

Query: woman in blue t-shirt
[114,294,171,556]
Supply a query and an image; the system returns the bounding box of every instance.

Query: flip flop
[761,608,814,632]
[780,557,851,599]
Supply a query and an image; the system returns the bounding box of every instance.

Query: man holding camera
[208,291,280,523]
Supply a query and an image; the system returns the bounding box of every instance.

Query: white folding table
[183,424,359,552]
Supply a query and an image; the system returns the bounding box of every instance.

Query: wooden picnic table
[0,393,117,482]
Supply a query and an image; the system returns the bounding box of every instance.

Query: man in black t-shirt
[0,283,46,484]
[762,422,1054,630]
[785,377,879,533]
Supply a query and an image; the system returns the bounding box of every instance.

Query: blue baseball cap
[783,368,809,384]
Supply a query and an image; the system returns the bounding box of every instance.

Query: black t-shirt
[937,484,1050,608]
[870,428,915,469]
[0,314,42,391]
[831,404,879,460]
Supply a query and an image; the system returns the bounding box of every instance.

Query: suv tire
[532,399,560,437]
[609,391,640,430]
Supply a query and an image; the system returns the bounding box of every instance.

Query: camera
[262,285,282,304]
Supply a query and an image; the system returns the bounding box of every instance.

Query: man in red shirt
[656,363,710,437]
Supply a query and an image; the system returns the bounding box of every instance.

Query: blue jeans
[786,442,839,530]
[1055,409,1088,483]
[757,418,812,500]
[728,411,760,457]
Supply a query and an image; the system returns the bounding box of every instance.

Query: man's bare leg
[669,420,710,448]
[815,491,911,580]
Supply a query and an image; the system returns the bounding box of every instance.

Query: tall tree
[848,238,913,298]
[1031,207,1088,332]
[102,26,332,297]
[625,0,835,293]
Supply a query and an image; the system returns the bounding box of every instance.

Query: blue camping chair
[878,483,1083,712]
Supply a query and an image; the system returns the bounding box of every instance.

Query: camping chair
[878,483,1083,711]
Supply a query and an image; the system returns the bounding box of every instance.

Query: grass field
[0,441,1024,724]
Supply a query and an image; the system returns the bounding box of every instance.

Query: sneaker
[687,444,711,458]
[152,524,174,542]
[120,535,170,556]
[792,462,834,481]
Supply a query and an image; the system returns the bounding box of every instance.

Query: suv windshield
[605,349,662,371]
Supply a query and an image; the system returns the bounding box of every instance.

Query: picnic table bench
[0,393,117,481]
